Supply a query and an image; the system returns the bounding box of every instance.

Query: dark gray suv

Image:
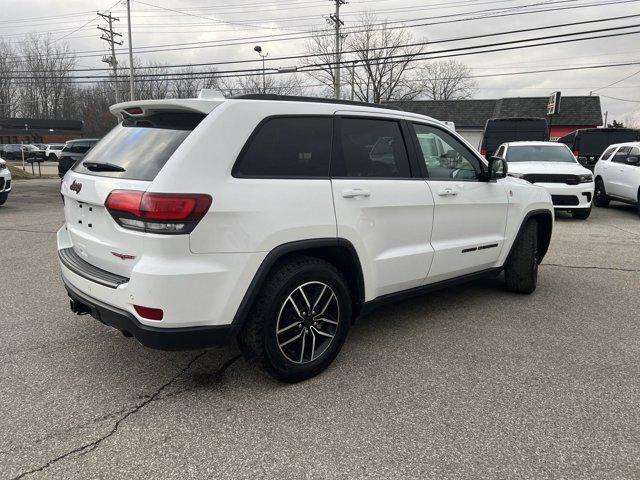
[57,139,99,178]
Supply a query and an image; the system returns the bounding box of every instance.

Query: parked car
[58,94,554,382]
[57,139,99,178]
[479,117,549,159]
[0,144,24,160]
[24,144,47,163]
[557,128,640,169]
[45,143,66,161]
[593,142,640,216]
[0,159,11,206]
[494,141,594,219]
[32,143,47,150]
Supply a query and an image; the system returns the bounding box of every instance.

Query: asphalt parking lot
[2,178,639,479]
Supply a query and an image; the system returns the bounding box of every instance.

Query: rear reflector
[105,190,212,234]
[134,305,163,321]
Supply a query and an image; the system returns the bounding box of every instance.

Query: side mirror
[627,156,639,165]
[578,156,588,166]
[487,156,507,180]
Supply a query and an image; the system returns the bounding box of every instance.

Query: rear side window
[234,117,332,178]
[72,112,205,181]
[334,118,411,178]
[612,146,631,163]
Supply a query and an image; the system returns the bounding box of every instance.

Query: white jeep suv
[593,142,640,216]
[494,141,594,219]
[58,94,554,382]
[0,158,11,206]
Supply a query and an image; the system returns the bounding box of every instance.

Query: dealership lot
[2,179,640,479]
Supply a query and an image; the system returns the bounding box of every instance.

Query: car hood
[507,161,591,176]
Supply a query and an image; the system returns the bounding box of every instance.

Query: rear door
[331,115,435,299]
[409,122,509,283]
[62,110,205,277]
[607,146,632,197]
[619,146,640,201]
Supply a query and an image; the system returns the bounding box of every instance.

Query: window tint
[600,146,617,161]
[335,118,411,178]
[72,112,205,181]
[611,146,631,164]
[505,145,576,163]
[495,146,505,158]
[413,123,481,180]
[235,117,332,177]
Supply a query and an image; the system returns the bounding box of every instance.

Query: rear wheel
[505,219,538,294]
[239,256,351,383]
[594,179,610,207]
[571,207,591,220]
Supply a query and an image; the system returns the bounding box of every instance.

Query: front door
[331,115,435,299]
[409,123,509,283]
[608,146,632,198]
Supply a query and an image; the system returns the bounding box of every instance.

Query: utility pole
[98,12,122,103]
[328,0,346,99]
[126,0,135,101]
[350,61,356,101]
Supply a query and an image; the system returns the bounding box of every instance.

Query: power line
[597,94,640,102]
[590,69,640,93]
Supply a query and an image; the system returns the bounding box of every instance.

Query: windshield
[71,112,205,181]
[506,145,576,163]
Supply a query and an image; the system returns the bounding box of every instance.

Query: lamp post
[254,45,268,94]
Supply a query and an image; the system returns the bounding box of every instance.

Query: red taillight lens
[481,149,487,156]
[573,150,579,157]
[105,190,212,234]
[134,305,163,321]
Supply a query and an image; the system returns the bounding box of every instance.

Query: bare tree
[0,40,17,117]
[414,60,478,100]
[346,14,424,103]
[302,28,340,97]
[212,73,305,96]
[16,35,77,119]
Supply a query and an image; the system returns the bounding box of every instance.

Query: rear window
[234,117,332,178]
[72,112,205,181]
[506,145,576,163]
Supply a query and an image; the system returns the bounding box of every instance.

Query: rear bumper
[63,277,235,350]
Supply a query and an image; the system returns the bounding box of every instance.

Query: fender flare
[505,208,554,265]
[229,238,365,334]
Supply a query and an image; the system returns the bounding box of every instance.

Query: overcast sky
[2,0,639,123]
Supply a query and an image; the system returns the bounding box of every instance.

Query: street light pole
[126,0,135,101]
[254,46,268,94]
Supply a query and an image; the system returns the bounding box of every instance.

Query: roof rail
[231,94,402,111]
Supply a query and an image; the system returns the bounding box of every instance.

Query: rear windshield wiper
[82,161,126,172]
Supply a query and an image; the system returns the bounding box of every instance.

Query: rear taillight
[573,150,579,157]
[481,149,487,156]
[105,190,212,234]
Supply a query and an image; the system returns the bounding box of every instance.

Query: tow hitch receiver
[70,299,92,315]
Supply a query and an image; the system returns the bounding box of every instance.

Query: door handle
[341,188,371,198]
[437,186,459,197]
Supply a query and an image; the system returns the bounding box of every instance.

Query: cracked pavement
[2,179,640,479]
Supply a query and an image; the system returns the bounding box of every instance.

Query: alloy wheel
[276,281,340,364]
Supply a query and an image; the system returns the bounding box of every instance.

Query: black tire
[594,179,610,208]
[0,192,7,206]
[505,219,538,294]
[238,255,352,383]
[571,207,591,220]
[48,154,57,162]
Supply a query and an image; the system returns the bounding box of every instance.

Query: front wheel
[571,207,591,220]
[505,219,538,294]
[0,192,7,206]
[239,256,352,383]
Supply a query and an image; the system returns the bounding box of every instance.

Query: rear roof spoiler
[109,99,223,118]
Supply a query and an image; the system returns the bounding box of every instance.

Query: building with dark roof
[0,118,84,145]
[386,96,603,147]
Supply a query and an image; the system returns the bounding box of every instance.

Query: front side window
[413,123,481,180]
[235,117,332,178]
[600,146,617,161]
[505,145,576,163]
[495,146,506,158]
[334,118,411,178]
[611,146,631,164]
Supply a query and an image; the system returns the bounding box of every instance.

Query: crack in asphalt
[11,352,241,479]
[542,263,640,273]
[0,228,56,234]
